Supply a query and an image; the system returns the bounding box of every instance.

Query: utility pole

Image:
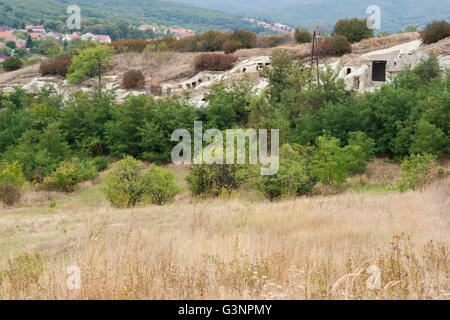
[310,31,320,84]
[98,57,101,88]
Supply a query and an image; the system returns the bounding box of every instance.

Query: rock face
[22,79,58,93]
[336,39,450,92]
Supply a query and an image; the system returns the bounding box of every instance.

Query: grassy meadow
[0,159,448,300]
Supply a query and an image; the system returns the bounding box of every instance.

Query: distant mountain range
[174,0,449,33]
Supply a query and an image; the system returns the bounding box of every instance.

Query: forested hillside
[0,0,266,33]
[176,0,449,33]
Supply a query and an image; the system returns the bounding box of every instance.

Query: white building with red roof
[139,25,156,31]
[96,35,111,44]
[26,25,45,32]
[0,32,17,41]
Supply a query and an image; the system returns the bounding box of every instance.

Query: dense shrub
[332,35,353,56]
[102,156,149,207]
[397,153,436,191]
[316,37,336,56]
[39,54,73,76]
[92,156,109,171]
[144,165,182,205]
[0,161,25,206]
[420,21,450,44]
[199,30,230,52]
[50,158,98,192]
[67,45,113,84]
[230,30,257,48]
[110,39,150,53]
[187,161,250,198]
[317,36,352,56]
[295,28,312,44]
[2,56,23,71]
[332,18,373,43]
[413,54,442,83]
[254,144,318,201]
[222,40,242,54]
[102,157,180,207]
[144,41,169,53]
[122,69,145,89]
[0,184,22,206]
[194,54,238,71]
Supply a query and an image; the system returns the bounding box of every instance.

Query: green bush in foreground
[144,165,182,205]
[187,162,250,198]
[255,144,318,201]
[103,156,180,207]
[397,153,436,191]
[49,158,98,192]
[0,161,25,206]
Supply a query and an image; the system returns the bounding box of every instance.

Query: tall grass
[0,173,448,299]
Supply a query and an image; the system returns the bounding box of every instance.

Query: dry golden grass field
[0,160,448,300]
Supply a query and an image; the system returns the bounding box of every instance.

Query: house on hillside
[29,33,46,40]
[15,39,26,48]
[80,33,97,42]
[96,35,111,44]
[0,32,17,41]
[46,32,61,40]
[139,25,156,31]
[0,55,8,63]
[336,40,434,92]
[61,32,81,42]
[25,25,45,33]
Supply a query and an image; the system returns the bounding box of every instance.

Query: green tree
[6,41,16,49]
[45,43,63,59]
[59,88,114,156]
[202,79,254,130]
[105,95,197,162]
[332,18,373,43]
[67,45,113,84]
[312,135,350,187]
[230,30,257,48]
[409,120,447,158]
[3,124,71,181]
[294,28,312,44]
[420,20,450,44]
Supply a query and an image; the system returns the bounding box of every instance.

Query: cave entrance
[372,61,386,82]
